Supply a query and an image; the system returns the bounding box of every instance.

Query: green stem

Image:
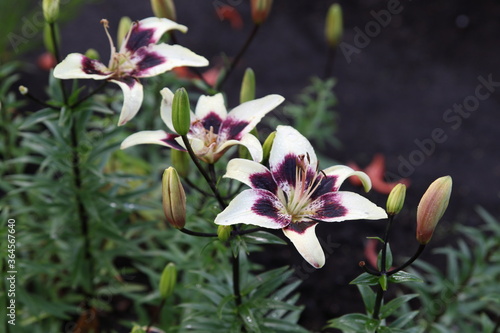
[145,297,166,333]
[372,215,394,320]
[49,22,67,104]
[180,136,226,209]
[387,244,426,276]
[70,115,93,303]
[71,81,108,108]
[215,24,260,91]
[324,46,337,78]
[232,251,242,307]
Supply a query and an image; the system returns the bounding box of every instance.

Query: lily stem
[48,22,68,104]
[70,112,94,307]
[180,135,226,210]
[387,244,426,276]
[215,24,260,91]
[372,214,394,320]
[145,297,166,333]
[71,81,108,109]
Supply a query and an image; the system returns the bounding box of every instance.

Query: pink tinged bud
[386,183,406,216]
[325,3,343,47]
[251,0,273,25]
[151,0,177,21]
[416,176,452,244]
[162,167,186,229]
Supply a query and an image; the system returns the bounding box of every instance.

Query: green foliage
[403,206,500,332]
[267,77,340,150]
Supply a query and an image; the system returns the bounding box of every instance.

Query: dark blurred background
[8,0,500,330]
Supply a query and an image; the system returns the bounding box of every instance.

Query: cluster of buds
[385,176,452,245]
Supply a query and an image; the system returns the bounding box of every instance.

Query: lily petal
[120,130,185,151]
[308,191,387,223]
[215,189,290,229]
[53,53,113,80]
[322,165,372,192]
[131,44,209,78]
[112,78,144,126]
[283,223,324,268]
[194,94,227,134]
[215,133,263,162]
[122,17,188,53]
[218,94,284,141]
[269,126,318,196]
[224,158,277,193]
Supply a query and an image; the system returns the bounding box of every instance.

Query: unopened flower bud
[85,48,100,60]
[217,225,232,242]
[386,183,406,216]
[159,262,177,299]
[43,0,60,23]
[162,167,186,229]
[416,176,452,244]
[262,131,276,164]
[172,88,191,136]
[117,17,132,50]
[151,0,177,21]
[240,68,256,104]
[19,86,28,95]
[325,4,343,48]
[251,0,273,25]
[171,150,190,178]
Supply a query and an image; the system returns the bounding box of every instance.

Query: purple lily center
[280,154,324,223]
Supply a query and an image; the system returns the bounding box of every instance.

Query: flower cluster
[54,17,208,125]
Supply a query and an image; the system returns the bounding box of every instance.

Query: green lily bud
[240,68,256,104]
[151,0,177,21]
[386,183,406,216]
[251,0,273,25]
[162,167,186,229]
[217,225,232,242]
[416,176,452,244]
[84,48,100,60]
[325,4,343,48]
[117,16,132,50]
[159,262,177,299]
[18,86,28,95]
[172,88,191,136]
[262,131,276,165]
[43,0,60,23]
[171,149,190,178]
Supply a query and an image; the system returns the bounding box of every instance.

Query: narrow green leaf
[380,294,418,319]
[325,313,376,332]
[350,273,380,286]
[239,304,261,333]
[357,284,376,314]
[388,271,423,284]
[379,274,388,291]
